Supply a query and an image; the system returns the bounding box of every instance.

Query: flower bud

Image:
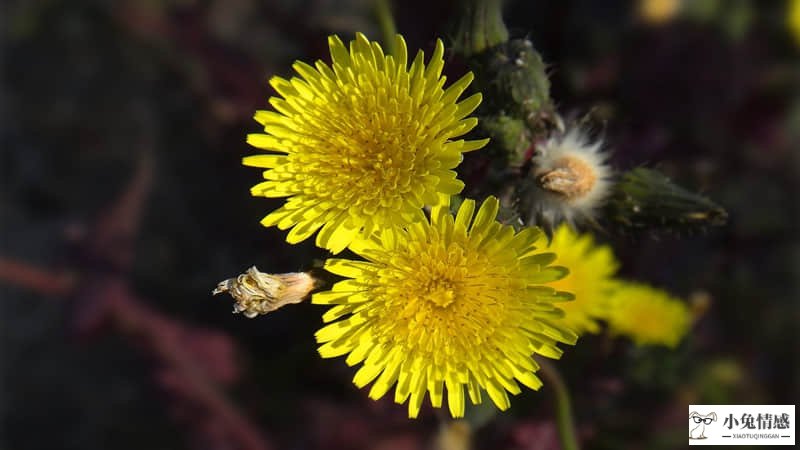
[213,267,319,318]
[604,167,727,233]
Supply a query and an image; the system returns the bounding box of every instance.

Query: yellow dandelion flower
[546,224,619,335]
[606,282,691,348]
[244,33,488,253]
[313,196,577,418]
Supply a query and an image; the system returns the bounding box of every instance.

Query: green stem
[538,358,580,450]
[451,0,509,57]
[374,0,397,55]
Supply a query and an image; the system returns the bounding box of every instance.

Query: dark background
[1,0,798,449]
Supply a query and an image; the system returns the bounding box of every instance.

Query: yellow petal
[445,375,465,418]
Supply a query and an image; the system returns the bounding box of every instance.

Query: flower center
[424,282,457,308]
[330,106,422,211]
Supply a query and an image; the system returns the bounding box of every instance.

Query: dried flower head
[525,127,612,228]
[244,33,488,253]
[313,197,577,418]
[213,267,318,318]
[606,282,691,348]
[546,224,619,335]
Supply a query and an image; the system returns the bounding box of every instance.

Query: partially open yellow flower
[244,33,488,253]
[546,224,619,335]
[606,282,690,348]
[313,197,577,418]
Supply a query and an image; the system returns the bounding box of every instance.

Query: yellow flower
[313,197,577,418]
[606,282,690,348]
[637,0,681,25]
[244,33,488,253]
[790,0,800,47]
[546,224,619,335]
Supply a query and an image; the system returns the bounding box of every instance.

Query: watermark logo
[689,411,717,440]
[689,405,795,446]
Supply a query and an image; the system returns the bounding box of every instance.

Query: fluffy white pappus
[525,128,613,227]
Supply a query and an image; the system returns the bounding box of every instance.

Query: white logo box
[689,404,795,446]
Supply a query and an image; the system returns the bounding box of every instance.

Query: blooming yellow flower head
[546,224,619,335]
[244,33,488,253]
[313,197,577,418]
[606,282,691,348]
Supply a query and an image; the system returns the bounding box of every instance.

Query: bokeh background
[1,0,798,449]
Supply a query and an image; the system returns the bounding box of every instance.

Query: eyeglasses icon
[693,417,714,425]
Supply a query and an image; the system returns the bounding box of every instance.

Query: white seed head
[526,127,613,227]
[213,267,317,318]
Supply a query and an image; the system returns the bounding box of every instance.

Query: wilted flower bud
[213,267,319,318]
